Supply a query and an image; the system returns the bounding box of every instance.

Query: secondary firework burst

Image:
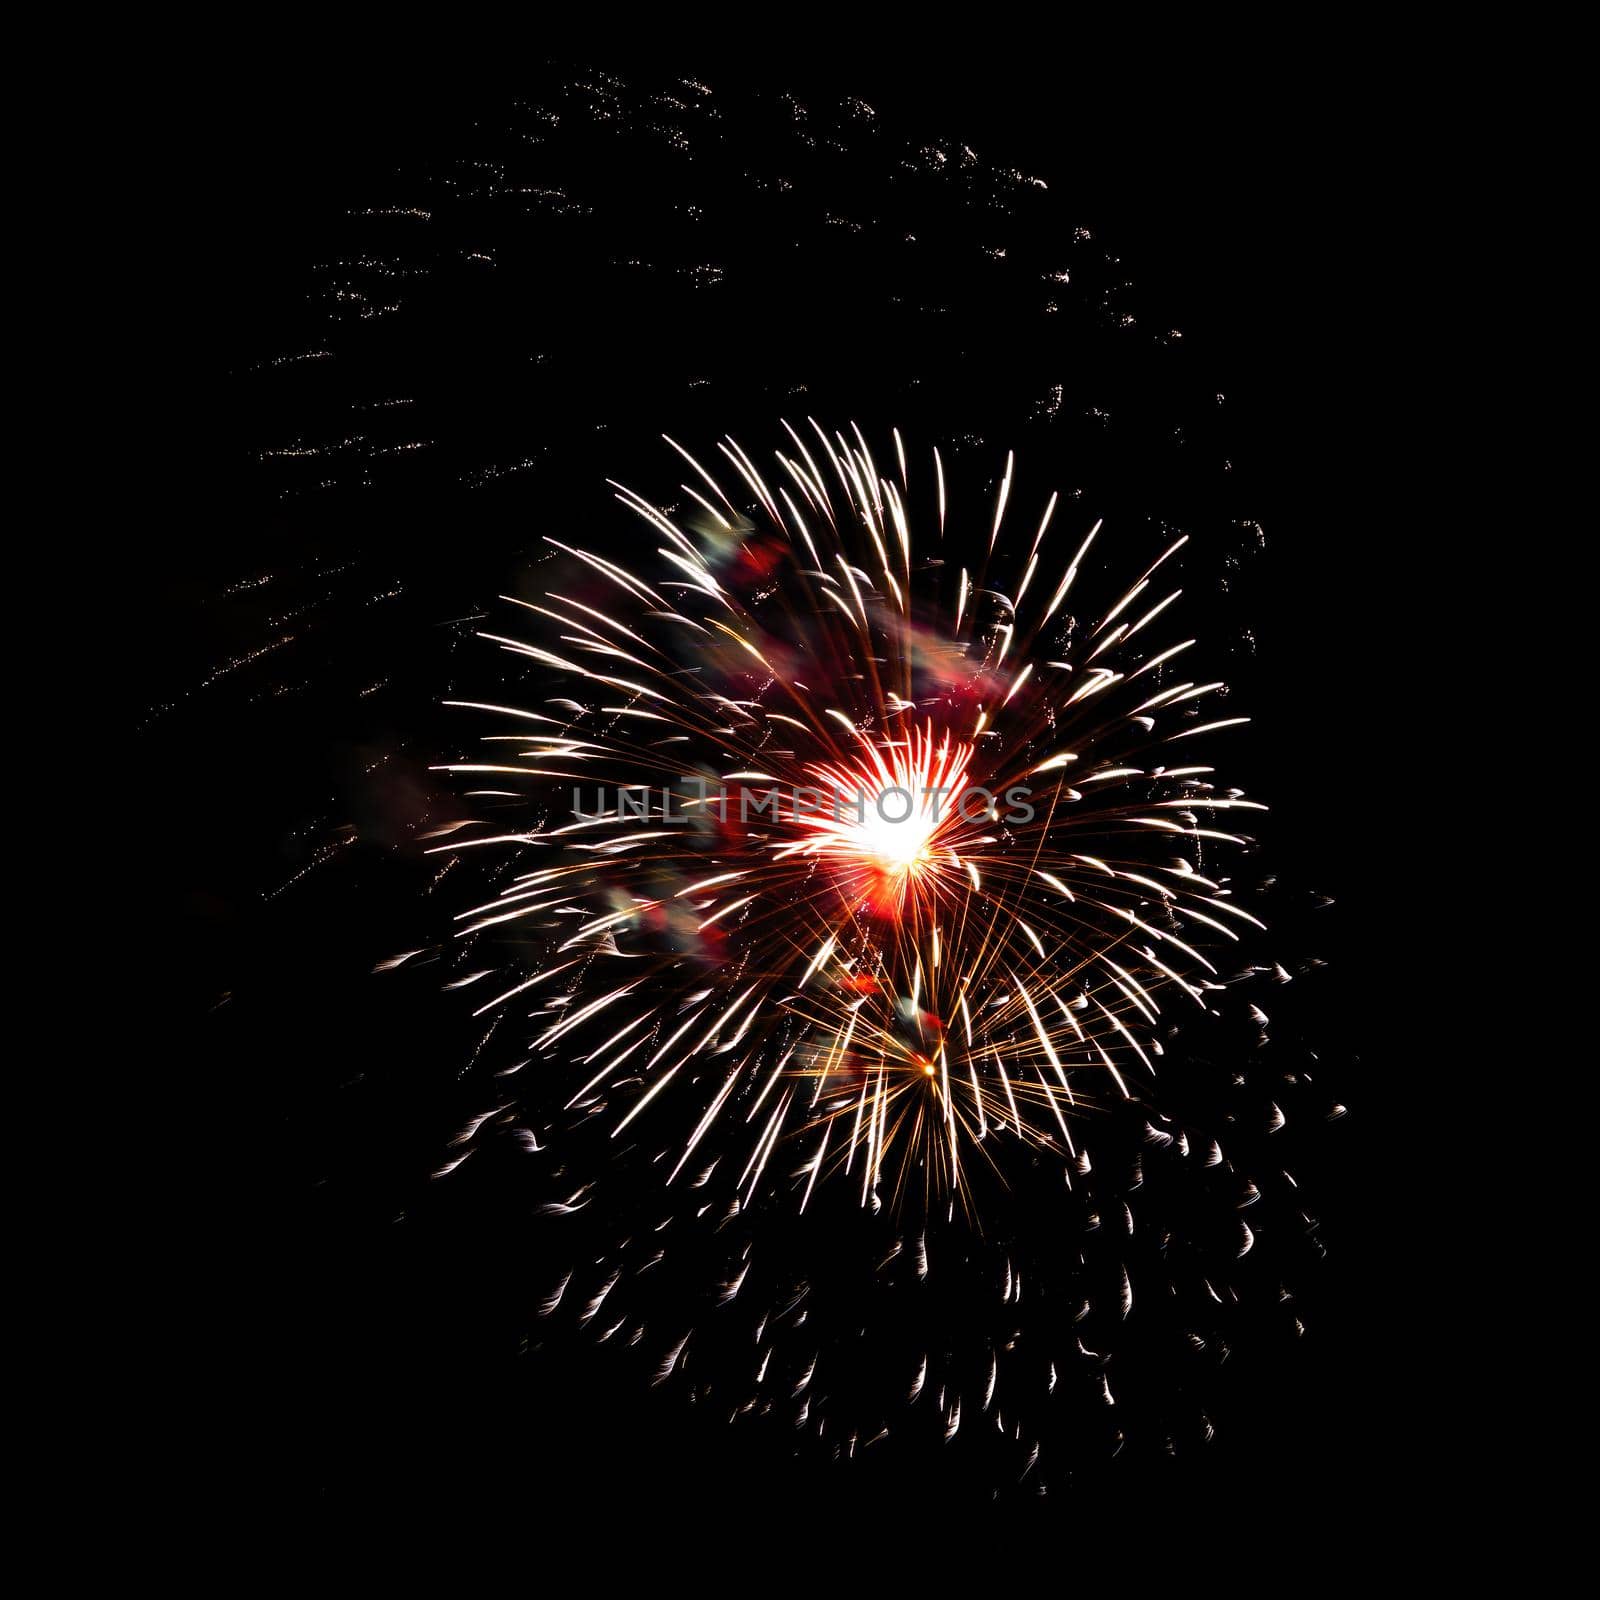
[434,422,1265,1216]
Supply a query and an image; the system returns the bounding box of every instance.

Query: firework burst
[434,422,1266,1218]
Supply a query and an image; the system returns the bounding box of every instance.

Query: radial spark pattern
[436,423,1265,1216]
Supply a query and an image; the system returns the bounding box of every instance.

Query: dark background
[136,48,1429,1546]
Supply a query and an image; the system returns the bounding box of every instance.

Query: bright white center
[857,806,937,871]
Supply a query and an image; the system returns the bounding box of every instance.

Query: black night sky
[131,49,1433,1547]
